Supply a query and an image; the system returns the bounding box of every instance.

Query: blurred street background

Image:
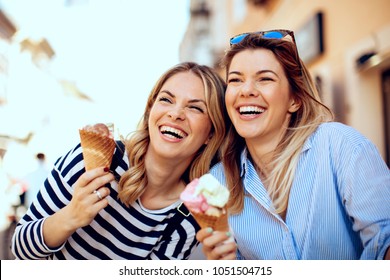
[1,0,389,259]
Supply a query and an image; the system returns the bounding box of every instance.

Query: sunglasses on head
[229,29,296,46]
[230,29,303,75]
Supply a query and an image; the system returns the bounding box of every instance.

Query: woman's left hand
[196,228,237,260]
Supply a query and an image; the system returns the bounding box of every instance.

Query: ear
[204,133,213,145]
[288,98,301,113]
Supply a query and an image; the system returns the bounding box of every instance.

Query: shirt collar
[240,148,249,177]
[301,132,313,153]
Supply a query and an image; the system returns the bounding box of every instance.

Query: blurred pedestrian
[23,153,49,208]
[0,156,21,259]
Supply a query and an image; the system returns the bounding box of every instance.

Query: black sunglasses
[230,29,297,46]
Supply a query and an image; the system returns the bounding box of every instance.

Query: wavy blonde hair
[221,34,333,215]
[117,62,228,206]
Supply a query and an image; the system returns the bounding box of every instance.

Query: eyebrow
[160,90,207,106]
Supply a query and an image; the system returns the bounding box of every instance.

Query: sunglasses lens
[230,33,248,45]
[263,31,285,39]
[230,30,291,45]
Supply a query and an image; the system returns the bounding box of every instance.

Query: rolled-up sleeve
[343,140,390,259]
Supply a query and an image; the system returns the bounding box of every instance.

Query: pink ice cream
[179,179,210,213]
[180,174,229,215]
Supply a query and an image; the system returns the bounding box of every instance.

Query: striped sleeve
[11,145,84,259]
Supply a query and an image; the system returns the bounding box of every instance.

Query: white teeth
[160,125,186,139]
[239,106,265,114]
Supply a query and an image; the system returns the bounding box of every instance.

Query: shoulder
[209,162,224,178]
[308,122,383,165]
[209,162,229,187]
[310,122,372,149]
[53,143,84,178]
[55,140,128,176]
[315,122,365,139]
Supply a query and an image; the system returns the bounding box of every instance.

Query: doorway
[381,68,390,167]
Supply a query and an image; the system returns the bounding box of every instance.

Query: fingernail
[226,232,231,237]
[206,227,213,233]
[104,167,109,172]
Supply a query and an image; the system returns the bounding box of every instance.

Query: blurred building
[0,5,100,167]
[180,0,390,166]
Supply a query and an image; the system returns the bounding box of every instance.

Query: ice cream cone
[190,208,229,232]
[79,129,116,171]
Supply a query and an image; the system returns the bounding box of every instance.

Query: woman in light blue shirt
[197,30,390,260]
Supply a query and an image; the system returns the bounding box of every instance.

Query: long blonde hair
[118,62,227,206]
[221,35,333,215]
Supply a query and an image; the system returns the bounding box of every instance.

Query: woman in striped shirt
[11,62,228,259]
[197,30,390,260]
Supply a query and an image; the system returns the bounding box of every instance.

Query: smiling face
[148,71,212,163]
[225,49,300,150]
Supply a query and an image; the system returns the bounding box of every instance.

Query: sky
[0,0,190,170]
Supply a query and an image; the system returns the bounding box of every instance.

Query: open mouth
[239,106,265,115]
[160,125,187,139]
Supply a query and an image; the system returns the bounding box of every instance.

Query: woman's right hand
[196,228,237,260]
[43,167,115,248]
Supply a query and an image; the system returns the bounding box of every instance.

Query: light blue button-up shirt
[210,122,390,259]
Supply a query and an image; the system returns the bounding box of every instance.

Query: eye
[227,77,242,83]
[259,77,274,82]
[158,96,172,103]
[188,105,205,113]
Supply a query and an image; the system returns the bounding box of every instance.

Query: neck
[247,139,274,166]
[141,151,190,209]
[245,125,289,176]
[145,150,190,184]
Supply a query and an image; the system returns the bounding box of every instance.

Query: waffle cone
[79,129,116,171]
[190,208,229,232]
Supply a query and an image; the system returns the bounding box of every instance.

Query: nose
[168,106,185,120]
[240,80,259,97]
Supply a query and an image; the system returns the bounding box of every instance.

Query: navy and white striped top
[210,122,390,259]
[11,143,199,260]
